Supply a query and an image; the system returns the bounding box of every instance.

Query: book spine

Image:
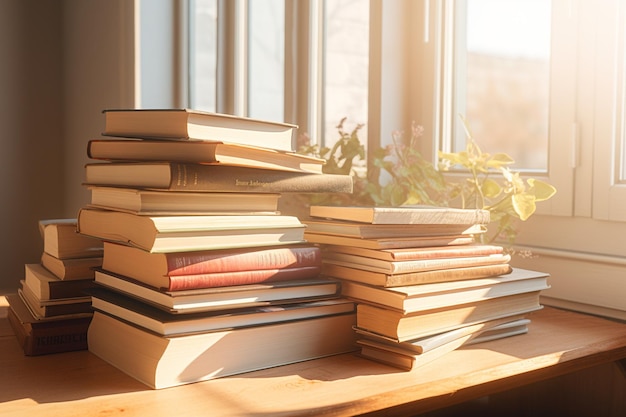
[166,246,321,275]
[384,246,503,261]
[48,280,96,299]
[168,265,322,291]
[168,164,353,193]
[7,308,91,356]
[386,264,513,286]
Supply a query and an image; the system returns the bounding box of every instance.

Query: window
[188,0,369,151]
[180,0,626,319]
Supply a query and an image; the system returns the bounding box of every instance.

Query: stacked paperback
[305,205,550,370]
[7,219,103,355]
[76,108,357,389]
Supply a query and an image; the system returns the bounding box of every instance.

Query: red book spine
[167,265,322,291]
[166,246,321,275]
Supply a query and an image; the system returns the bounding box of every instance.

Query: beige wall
[0,1,134,291]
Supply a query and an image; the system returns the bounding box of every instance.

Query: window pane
[323,0,369,149]
[189,0,217,112]
[248,0,285,121]
[454,0,551,171]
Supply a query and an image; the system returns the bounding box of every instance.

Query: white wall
[0,1,135,291]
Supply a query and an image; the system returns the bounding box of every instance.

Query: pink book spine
[166,246,321,276]
[167,265,322,291]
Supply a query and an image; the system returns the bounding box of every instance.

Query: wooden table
[1,295,626,416]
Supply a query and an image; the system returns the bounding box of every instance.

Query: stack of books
[76,108,357,389]
[6,219,103,355]
[304,205,550,370]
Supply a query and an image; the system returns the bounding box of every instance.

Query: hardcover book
[94,269,342,314]
[102,108,297,152]
[88,187,281,215]
[88,310,357,389]
[40,252,102,281]
[309,205,490,225]
[89,286,355,336]
[322,263,513,288]
[87,140,325,173]
[76,208,306,253]
[341,268,549,313]
[356,291,543,341]
[357,317,532,370]
[6,293,92,356]
[83,162,354,194]
[24,263,95,300]
[39,219,103,259]
[102,242,322,291]
[323,243,504,262]
[303,232,476,250]
[303,219,486,239]
[321,252,511,275]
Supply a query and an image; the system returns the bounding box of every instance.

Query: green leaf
[512,194,537,221]
[481,178,503,198]
[527,178,557,201]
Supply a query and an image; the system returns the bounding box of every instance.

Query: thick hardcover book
[102,242,322,290]
[341,268,549,313]
[309,205,490,225]
[40,252,102,281]
[90,286,355,336]
[94,269,341,313]
[303,219,486,239]
[102,108,297,152]
[356,291,543,341]
[88,310,357,389]
[6,293,92,356]
[303,232,476,250]
[88,187,281,215]
[322,263,513,288]
[87,140,325,173]
[76,208,306,253]
[354,314,529,354]
[39,219,103,259]
[18,286,92,319]
[357,317,530,371]
[83,162,354,194]
[24,263,95,300]
[324,243,504,262]
[321,252,511,274]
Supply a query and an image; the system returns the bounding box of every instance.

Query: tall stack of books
[304,205,550,370]
[76,108,357,389]
[6,219,103,355]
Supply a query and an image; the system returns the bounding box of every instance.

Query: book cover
[323,243,504,262]
[357,317,532,370]
[321,252,511,274]
[341,268,549,313]
[88,310,357,389]
[90,286,355,336]
[303,219,487,239]
[39,219,104,259]
[102,242,322,290]
[303,232,476,249]
[354,314,529,354]
[18,286,93,319]
[87,139,325,173]
[6,293,92,356]
[356,291,543,341]
[88,187,281,215]
[83,162,354,194]
[40,252,102,281]
[24,263,95,300]
[309,205,490,225]
[76,208,306,253]
[102,108,297,152]
[94,269,341,314]
[322,263,513,288]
